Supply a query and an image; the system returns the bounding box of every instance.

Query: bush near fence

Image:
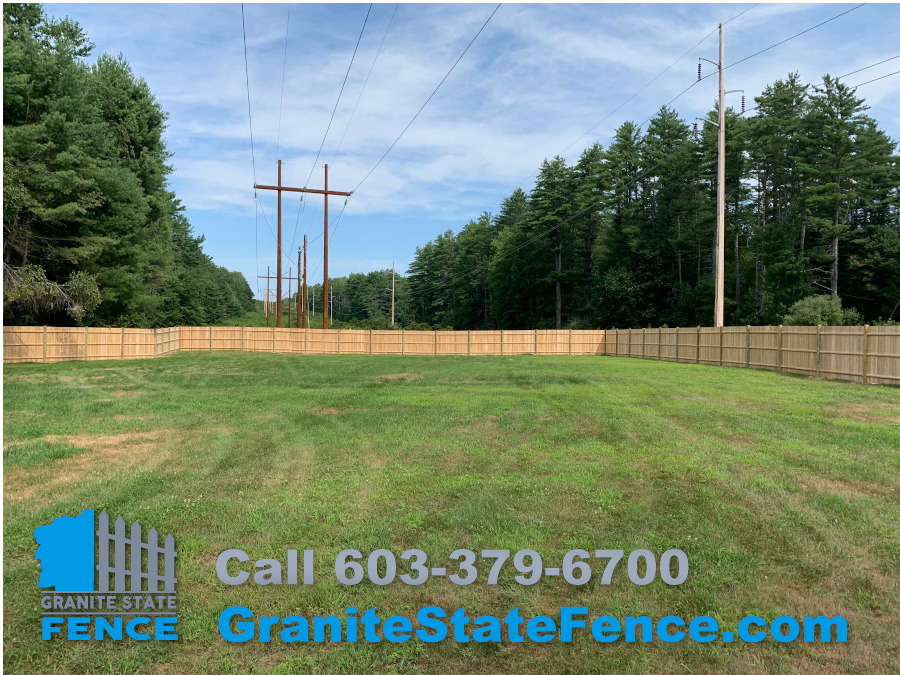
[3,325,898,386]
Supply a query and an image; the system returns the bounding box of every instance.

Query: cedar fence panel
[436,331,469,355]
[371,330,403,355]
[570,329,606,355]
[868,326,900,385]
[659,328,678,362]
[675,327,699,364]
[781,326,818,376]
[3,326,45,363]
[749,326,780,371]
[537,330,569,355]
[470,330,502,356]
[722,326,748,368]
[820,327,865,383]
[4,325,898,386]
[617,329,631,357]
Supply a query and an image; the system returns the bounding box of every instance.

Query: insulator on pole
[693,122,698,139]
[697,62,702,81]
[741,95,746,114]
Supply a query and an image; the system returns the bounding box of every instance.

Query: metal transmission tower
[255,163,350,329]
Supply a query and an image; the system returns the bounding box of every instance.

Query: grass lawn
[3,352,900,674]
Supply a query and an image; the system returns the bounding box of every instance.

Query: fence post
[814,325,821,377]
[337,329,341,355]
[153,328,158,358]
[675,327,679,362]
[862,324,869,384]
[746,325,751,368]
[42,326,48,363]
[272,327,276,353]
[719,326,724,367]
[401,330,405,355]
[628,329,632,357]
[120,327,125,360]
[569,328,573,356]
[467,330,471,356]
[658,327,662,360]
[696,327,700,364]
[642,328,646,358]
[777,325,783,373]
[434,330,438,356]
[304,328,308,355]
[369,329,373,355]
[614,329,618,356]
[501,330,505,355]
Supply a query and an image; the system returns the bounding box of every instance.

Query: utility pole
[699,23,741,328]
[258,269,298,327]
[255,163,350,330]
[391,262,395,325]
[302,237,307,328]
[287,267,292,328]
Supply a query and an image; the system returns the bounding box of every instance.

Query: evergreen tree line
[3,4,255,327]
[407,73,900,329]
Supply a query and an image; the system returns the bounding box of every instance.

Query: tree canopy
[406,77,900,329]
[3,3,254,326]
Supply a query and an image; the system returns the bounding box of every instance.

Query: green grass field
[3,352,899,674]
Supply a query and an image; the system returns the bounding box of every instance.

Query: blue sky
[48,3,900,298]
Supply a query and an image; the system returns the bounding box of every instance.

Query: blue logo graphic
[36,509,179,641]
[34,509,96,591]
[34,509,177,593]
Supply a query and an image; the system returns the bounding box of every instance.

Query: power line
[639,3,868,128]
[479,4,759,218]
[739,56,900,117]
[726,4,866,73]
[330,4,399,169]
[241,3,264,297]
[288,4,372,259]
[240,4,258,185]
[274,3,292,165]
[351,3,502,194]
[302,3,372,188]
[329,4,499,255]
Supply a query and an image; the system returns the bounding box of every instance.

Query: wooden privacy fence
[3,326,178,364]
[3,325,899,385]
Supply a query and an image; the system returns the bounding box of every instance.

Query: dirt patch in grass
[309,406,356,415]
[375,372,422,382]
[827,403,900,425]
[4,430,171,502]
[96,389,142,402]
[794,474,898,501]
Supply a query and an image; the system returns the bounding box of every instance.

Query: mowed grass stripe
[3,352,899,674]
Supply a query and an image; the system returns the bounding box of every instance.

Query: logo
[36,509,179,641]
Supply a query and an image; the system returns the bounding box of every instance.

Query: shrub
[782,295,861,326]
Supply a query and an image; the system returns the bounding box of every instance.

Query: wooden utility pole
[287,267,292,328]
[258,270,298,327]
[255,163,350,329]
[715,23,725,328]
[302,237,308,329]
[391,262,395,325]
[700,23,740,328]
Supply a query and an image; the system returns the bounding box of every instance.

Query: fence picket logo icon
[36,509,179,641]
